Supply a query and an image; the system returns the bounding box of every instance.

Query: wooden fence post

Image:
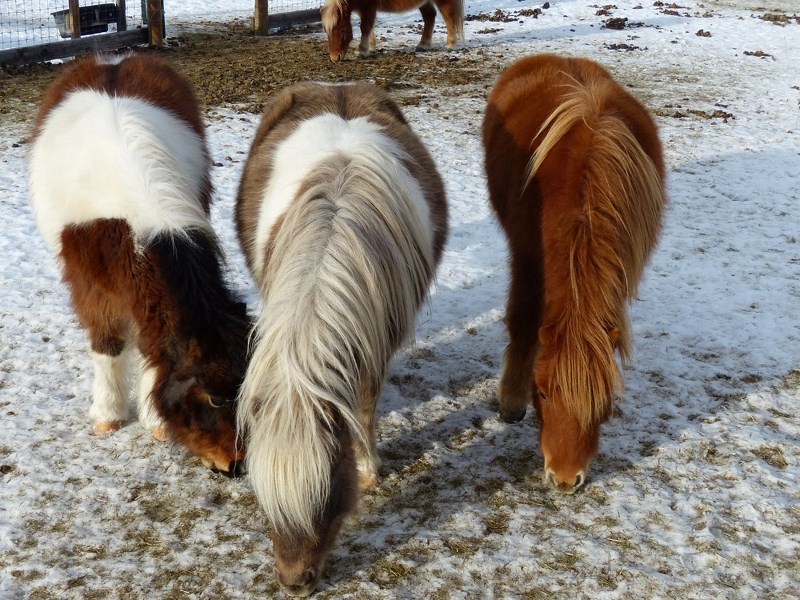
[254,0,269,35]
[146,0,164,47]
[68,0,81,39]
[117,0,128,32]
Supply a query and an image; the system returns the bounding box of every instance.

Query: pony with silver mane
[235,81,447,596]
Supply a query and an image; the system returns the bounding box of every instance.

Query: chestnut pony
[236,81,448,596]
[28,54,250,476]
[320,0,464,61]
[482,54,665,493]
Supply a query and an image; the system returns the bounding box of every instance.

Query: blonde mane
[320,0,346,33]
[239,144,435,536]
[527,75,664,429]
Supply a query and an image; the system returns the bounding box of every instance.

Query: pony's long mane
[528,75,664,429]
[239,141,434,535]
[320,0,345,33]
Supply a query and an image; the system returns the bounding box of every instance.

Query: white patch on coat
[251,113,433,279]
[28,89,210,254]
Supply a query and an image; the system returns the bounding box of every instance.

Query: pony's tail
[527,75,664,428]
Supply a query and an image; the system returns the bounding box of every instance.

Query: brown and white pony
[320,0,464,61]
[482,54,665,493]
[236,81,448,596]
[27,54,251,476]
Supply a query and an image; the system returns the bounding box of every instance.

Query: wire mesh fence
[1,0,321,53]
[0,0,147,51]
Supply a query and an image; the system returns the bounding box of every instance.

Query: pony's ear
[538,325,556,347]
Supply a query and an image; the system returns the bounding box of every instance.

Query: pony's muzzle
[545,468,586,494]
[278,567,319,597]
[329,52,344,62]
[209,459,245,479]
[500,407,527,423]
[202,456,246,478]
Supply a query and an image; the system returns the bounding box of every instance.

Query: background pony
[320,0,464,61]
[482,54,665,493]
[27,54,251,476]
[236,81,448,596]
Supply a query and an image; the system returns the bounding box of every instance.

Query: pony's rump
[29,54,213,248]
[32,53,207,141]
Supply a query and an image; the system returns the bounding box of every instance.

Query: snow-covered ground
[1,0,798,598]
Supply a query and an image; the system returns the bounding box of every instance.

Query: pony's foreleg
[135,352,168,441]
[357,7,377,56]
[498,255,542,423]
[417,1,437,49]
[354,377,382,489]
[88,339,132,435]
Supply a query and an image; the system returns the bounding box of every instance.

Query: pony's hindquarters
[483,54,664,493]
[236,81,447,595]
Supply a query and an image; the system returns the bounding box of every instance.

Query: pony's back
[28,54,213,252]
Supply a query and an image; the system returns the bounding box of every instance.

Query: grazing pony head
[144,230,252,476]
[266,417,358,597]
[532,324,621,492]
[320,0,353,61]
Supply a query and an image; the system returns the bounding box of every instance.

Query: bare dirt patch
[1,22,500,127]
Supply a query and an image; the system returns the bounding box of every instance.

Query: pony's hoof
[415,44,433,53]
[500,408,526,423]
[92,420,122,435]
[151,426,169,441]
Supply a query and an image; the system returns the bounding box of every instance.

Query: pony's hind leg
[354,377,382,489]
[498,253,543,422]
[435,0,462,47]
[417,1,437,49]
[135,351,168,441]
[357,7,377,56]
[88,332,132,434]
